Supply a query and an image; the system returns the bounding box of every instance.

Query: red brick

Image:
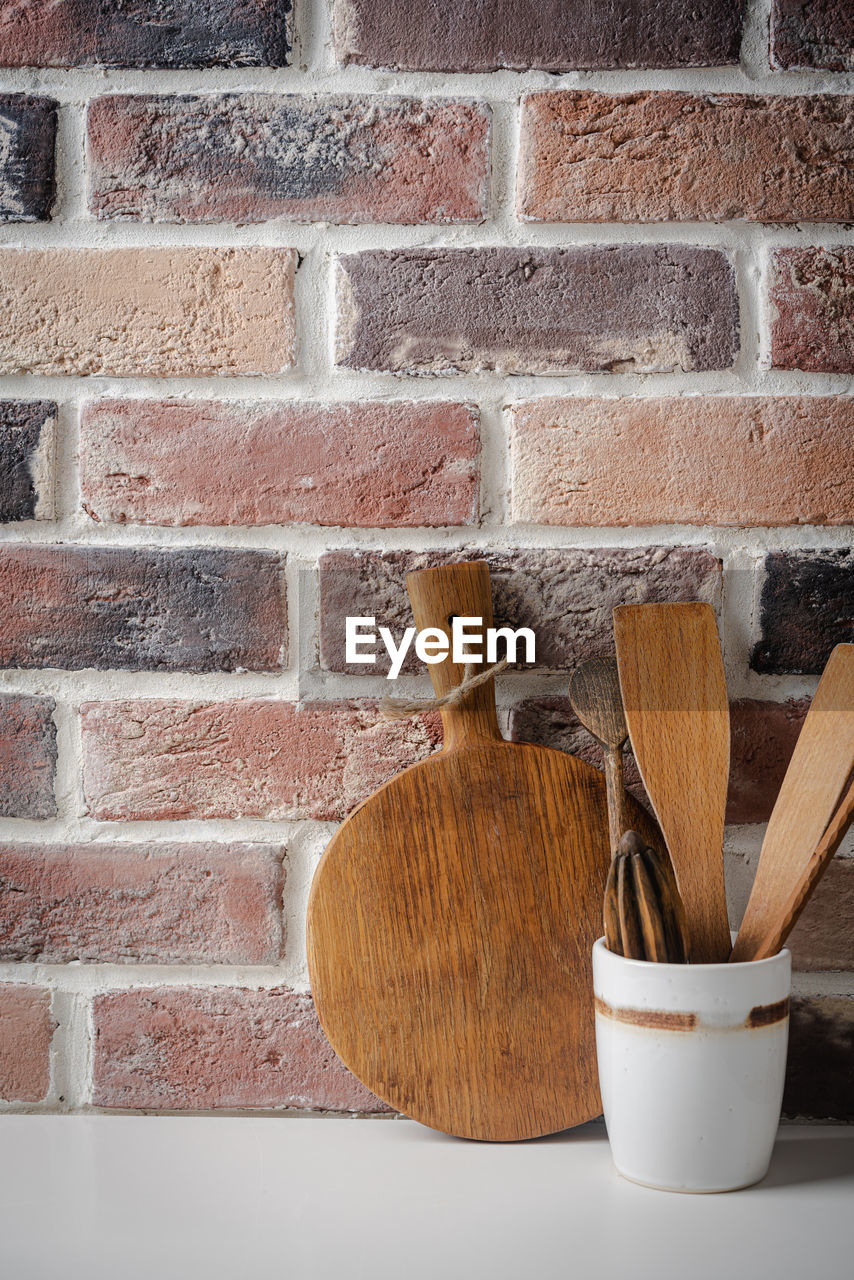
[787,859,854,971]
[336,247,739,375]
[508,696,648,804]
[0,985,54,1102]
[82,700,442,822]
[88,95,489,225]
[772,0,854,71]
[0,843,284,964]
[0,248,295,377]
[510,397,854,527]
[0,1,291,68]
[0,400,54,522]
[752,551,854,674]
[319,547,721,675]
[0,544,286,673]
[93,986,390,1112]
[80,399,479,528]
[519,92,854,224]
[0,693,56,818]
[726,848,854,971]
[771,248,854,374]
[784,996,854,1120]
[334,0,744,71]
[0,94,56,221]
[509,696,807,826]
[727,699,808,824]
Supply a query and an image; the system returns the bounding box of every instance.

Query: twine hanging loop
[381,658,509,720]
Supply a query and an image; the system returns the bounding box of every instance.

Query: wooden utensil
[569,657,630,853]
[730,643,854,963]
[603,831,690,963]
[306,560,661,1141]
[613,601,731,964]
[745,774,854,962]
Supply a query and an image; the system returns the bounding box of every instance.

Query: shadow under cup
[592,937,792,1193]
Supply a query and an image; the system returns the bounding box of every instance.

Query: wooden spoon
[730,643,854,963]
[613,601,731,964]
[569,657,630,854]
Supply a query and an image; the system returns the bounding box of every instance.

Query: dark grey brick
[0,95,56,221]
[0,545,286,672]
[0,693,56,818]
[0,1,291,68]
[783,996,854,1120]
[336,247,740,376]
[334,0,745,71]
[0,401,54,521]
[319,546,721,675]
[752,551,854,675]
[772,0,854,71]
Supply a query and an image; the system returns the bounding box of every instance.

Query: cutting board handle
[406,561,502,750]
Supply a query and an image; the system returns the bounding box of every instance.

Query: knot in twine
[381,658,509,720]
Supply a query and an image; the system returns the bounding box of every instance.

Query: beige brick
[0,248,295,376]
[511,397,854,527]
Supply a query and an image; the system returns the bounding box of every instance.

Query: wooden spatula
[307,560,661,1141]
[744,774,854,962]
[613,601,731,964]
[569,657,630,854]
[730,643,854,963]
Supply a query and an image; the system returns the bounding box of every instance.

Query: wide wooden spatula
[730,644,854,963]
[307,561,661,1141]
[613,601,732,964]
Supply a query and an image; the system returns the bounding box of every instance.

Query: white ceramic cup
[592,937,791,1193]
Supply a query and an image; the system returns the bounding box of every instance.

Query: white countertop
[1,1117,852,1280]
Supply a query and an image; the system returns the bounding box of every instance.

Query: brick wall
[0,0,852,1121]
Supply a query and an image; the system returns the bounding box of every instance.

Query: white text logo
[345,616,535,679]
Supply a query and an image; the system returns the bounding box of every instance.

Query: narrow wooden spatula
[730,643,854,963]
[613,601,732,964]
[743,774,854,962]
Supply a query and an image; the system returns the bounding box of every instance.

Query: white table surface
[1,1117,851,1280]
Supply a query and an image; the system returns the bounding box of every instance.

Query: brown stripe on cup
[595,994,790,1032]
[745,998,790,1029]
[594,996,697,1031]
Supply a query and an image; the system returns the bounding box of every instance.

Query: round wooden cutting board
[307,561,661,1141]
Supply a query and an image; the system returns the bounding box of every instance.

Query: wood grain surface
[613,601,732,964]
[731,643,854,963]
[307,561,660,1141]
